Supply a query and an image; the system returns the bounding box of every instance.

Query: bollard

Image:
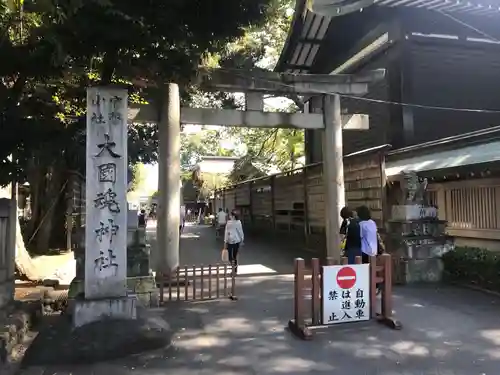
[288,258,312,340]
[377,254,402,330]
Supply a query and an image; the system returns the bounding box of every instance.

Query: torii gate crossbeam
[151,69,385,275]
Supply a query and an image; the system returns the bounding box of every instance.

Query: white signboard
[322,264,370,325]
[85,87,128,299]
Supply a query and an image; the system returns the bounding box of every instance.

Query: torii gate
[130,68,384,274]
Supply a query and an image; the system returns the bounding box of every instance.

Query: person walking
[216,208,227,239]
[179,205,186,233]
[138,209,147,227]
[224,211,244,275]
[356,205,385,293]
[356,205,385,261]
[339,207,362,264]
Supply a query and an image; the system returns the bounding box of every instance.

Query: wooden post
[302,166,310,240]
[322,94,345,262]
[381,254,392,318]
[379,151,388,232]
[158,272,164,304]
[222,189,226,210]
[249,181,254,226]
[229,264,237,300]
[311,258,321,325]
[288,258,312,340]
[369,256,378,319]
[378,254,402,330]
[234,187,237,211]
[294,259,305,326]
[271,175,276,230]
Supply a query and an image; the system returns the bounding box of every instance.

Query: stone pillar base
[72,295,137,328]
[127,276,160,307]
[403,258,444,283]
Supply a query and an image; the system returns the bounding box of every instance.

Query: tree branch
[100,51,119,85]
[255,129,278,158]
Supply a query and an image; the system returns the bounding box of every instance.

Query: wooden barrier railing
[288,254,402,340]
[158,263,237,303]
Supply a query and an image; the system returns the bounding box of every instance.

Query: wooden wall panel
[214,150,386,241]
[252,179,272,216]
[306,168,325,229]
[344,154,385,227]
[235,185,250,206]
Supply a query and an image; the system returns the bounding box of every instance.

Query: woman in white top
[357,205,385,293]
[224,211,244,274]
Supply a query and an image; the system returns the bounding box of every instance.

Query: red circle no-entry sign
[336,266,356,289]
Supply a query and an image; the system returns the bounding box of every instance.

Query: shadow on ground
[21,308,172,368]
[19,278,500,375]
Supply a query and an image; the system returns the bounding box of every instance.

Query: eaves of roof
[276,0,500,74]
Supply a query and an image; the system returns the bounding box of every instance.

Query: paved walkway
[19,224,500,374]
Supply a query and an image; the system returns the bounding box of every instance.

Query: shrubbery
[442,246,500,292]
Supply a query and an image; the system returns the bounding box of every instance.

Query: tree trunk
[26,160,66,254]
[15,215,45,281]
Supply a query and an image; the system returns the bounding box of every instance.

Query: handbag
[340,218,349,251]
[377,232,386,255]
[221,248,229,263]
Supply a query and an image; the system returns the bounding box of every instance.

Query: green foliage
[0,0,282,184]
[442,247,500,291]
[128,163,147,193]
[0,0,285,252]
[180,128,233,171]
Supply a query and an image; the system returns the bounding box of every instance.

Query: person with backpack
[339,207,362,264]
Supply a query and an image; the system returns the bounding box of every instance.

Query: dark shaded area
[21,312,172,367]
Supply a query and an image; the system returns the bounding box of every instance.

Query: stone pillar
[322,94,345,261]
[157,83,181,274]
[307,96,324,164]
[74,87,136,327]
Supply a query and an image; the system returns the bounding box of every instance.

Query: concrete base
[72,295,137,328]
[404,258,444,283]
[127,276,160,308]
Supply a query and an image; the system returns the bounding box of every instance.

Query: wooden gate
[158,263,237,303]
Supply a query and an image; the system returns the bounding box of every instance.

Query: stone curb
[447,280,500,298]
[0,301,43,375]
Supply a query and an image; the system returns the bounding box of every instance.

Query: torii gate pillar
[157,83,181,274]
[147,69,384,267]
[322,94,344,260]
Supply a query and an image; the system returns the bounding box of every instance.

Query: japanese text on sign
[322,264,370,325]
[87,88,127,280]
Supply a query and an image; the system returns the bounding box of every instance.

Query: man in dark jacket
[340,206,362,264]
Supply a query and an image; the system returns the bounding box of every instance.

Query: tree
[0,0,281,253]
[128,163,147,193]
[185,0,304,181]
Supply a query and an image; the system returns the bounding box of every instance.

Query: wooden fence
[214,146,389,254]
[158,263,237,303]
